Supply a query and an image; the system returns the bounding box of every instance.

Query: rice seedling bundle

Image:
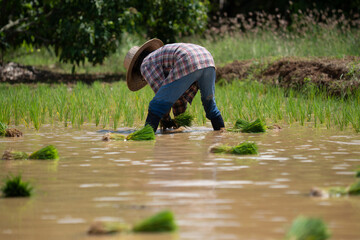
[1,174,33,197]
[1,150,29,160]
[125,124,155,141]
[174,112,194,127]
[210,142,258,155]
[132,210,177,233]
[28,145,59,160]
[285,216,331,240]
[229,118,267,133]
[356,169,360,178]
[102,125,155,141]
[348,180,360,195]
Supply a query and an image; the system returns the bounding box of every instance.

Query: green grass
[285,216,331,240]
[210,142,258,155]
[1,174,33,197]
[228,118,267,133]
[28,145,59,160]
[1,80,360,132]
[174,112,194,127]
[132,210,177,233]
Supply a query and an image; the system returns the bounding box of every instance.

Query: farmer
[123,38,225,133]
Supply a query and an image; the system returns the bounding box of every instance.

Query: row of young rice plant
[0,81,359,132]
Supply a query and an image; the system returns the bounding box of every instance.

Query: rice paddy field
[1,9,360,240]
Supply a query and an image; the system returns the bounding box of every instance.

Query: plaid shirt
[140,43,215,116]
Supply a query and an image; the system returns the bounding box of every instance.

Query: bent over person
[123,38,225,133]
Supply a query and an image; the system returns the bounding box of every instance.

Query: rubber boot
[210,115,225,130]
[145,111,161,133]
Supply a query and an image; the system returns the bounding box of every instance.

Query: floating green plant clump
[348,180,360,195]
[285,216,331,240]
[103,125,155,141]
[132,210,177,233]
[210,141,258,155]
[228,118,267,133]
[1,150,29,160]
[126,125,155,141]
[174,112,194,127]
[28,145,59,160]
[1,174,33,197]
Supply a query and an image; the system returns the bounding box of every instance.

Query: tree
[0,0,209,67]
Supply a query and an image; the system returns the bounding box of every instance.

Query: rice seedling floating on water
[1,174,33,197]
[285,216,331,240]
[174,112,194,127]
[28,145,59,160]
[228,118,267,133]
[88,221,131,235]
[348,180,360,195]
[1,150,29,160]
[103,125,155,141]
[132,210,177,233]
[210,141,258,155]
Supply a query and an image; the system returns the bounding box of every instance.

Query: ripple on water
[57,216,85,224]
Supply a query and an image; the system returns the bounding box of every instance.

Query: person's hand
[160,115,178,130]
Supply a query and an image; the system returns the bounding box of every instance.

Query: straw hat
[124,38,164,91]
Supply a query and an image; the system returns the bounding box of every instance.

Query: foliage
[28,145,59,160]
[137,0,209,43]
[285,216,331,240]
[210,142,258,155]
[0,0,139,66]
[228,118,267,133]
[348,180,360,195]
[126,124,155,141]
[174,112,194,127]
[1,174,33,197]
[0,122,7,136]
[1,0,209,65]
[132,210,177,232]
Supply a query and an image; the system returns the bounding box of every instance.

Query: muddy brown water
[1,125,360,240]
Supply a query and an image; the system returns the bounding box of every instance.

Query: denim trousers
[148,67,221,120]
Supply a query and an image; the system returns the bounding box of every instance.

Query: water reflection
[1,125,360,240]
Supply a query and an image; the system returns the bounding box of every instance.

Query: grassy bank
[1,81,359,132]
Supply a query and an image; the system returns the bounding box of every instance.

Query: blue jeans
[148,67,221,120]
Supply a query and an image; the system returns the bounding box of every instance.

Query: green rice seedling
[28,145,59,160]
[228,118,267,133]
[2,150,29,160]
[356,170,360,178]
[126,124,155,141]
[132,210,177,233]
[348,180,360,195]
[174,112,194,127]
[285,216,331,240]
[1,174,33,197]
[210,141,258,155]
[0,122,7,136]
[88,221,131,235]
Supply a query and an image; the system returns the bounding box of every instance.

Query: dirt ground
[216,56,360,95]
[1,57,359,95]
